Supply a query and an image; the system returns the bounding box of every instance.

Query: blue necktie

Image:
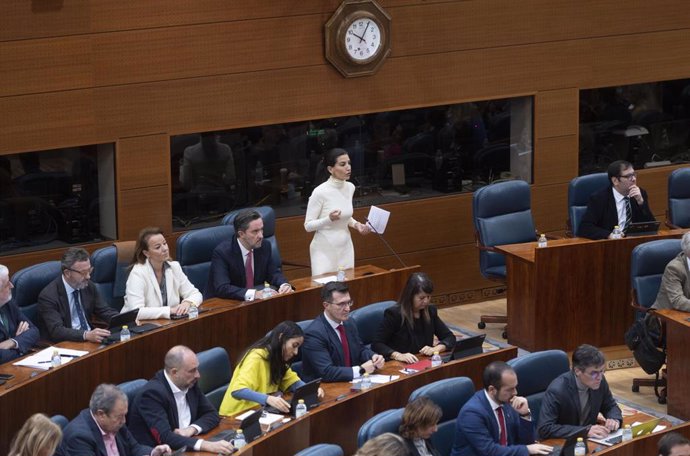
[73,290,89,331]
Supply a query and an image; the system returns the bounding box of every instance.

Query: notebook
[263,378,321,417]
[441,334,486,362]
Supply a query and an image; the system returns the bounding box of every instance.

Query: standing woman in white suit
[122,227,202,320]
[304,148,370,275]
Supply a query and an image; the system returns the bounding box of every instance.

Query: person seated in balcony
[373,272,455,364]
[123,227,202,320]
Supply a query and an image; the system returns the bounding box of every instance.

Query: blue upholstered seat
[631,239,683,316]
[507,350,569,426]
[90,245,131,311]
[176,225,234,295]
[118,378,147,404]
[11,261,62,330]
[349,300,396,347]
[567,173,609,237]
[668,167,690,228]
[295,443,344,456]
[197,347,232,411]
[356,408,404,448]
[51,414,70,429]
[408,377,475,456]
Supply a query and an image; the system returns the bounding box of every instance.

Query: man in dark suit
[579,160,655,239]
[451,361,552,456]
[38,247,118,343]
[537,344,622,440]
[58,383,172,456]
[205,209,291,301]
[301,281,385,382]
[128,345,234,454]
[0,264,39,364]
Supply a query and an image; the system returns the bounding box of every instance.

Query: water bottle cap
[363,373,369,377]
[577,437,583,442]
[298,399,305,403]
[122,325,128,330]
[433,351,439,355]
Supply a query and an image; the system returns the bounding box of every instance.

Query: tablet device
[549,427,589,456]
[625,221,660,237]
[209,409,262,443]
[264,378,321,417]
[442,334,486,362]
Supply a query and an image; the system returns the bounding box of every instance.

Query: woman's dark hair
[317,148,349,184]
[399,396,442,439]
[131,227,164,265]
[239,320,304,386]
[397,272,434,330]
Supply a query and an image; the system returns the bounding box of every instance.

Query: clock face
[344,17,382,63]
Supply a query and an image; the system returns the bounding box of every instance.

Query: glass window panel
[171,96,533,230]
[0,144,116,255]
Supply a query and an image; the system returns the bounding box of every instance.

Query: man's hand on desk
[174,426,197,437]
[527,443,553,455]
[371,354,385,369]
[84,328,111,343]
[588,424,611,439]
[317,387,325,399]
[201,439,235,455]
[278,283,293,294]
[151,444,172,456]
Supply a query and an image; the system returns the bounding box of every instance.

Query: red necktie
[497,406,507,446]
[245,250,254,289]
[336,324,351,367]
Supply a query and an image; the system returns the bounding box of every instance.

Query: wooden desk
[195,347,518,456]
[593,421,690,455]
[656,309,690,421]
[496,230,686,352]
[0,265,418,455]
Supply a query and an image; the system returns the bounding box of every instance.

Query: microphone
[364,217,407,269]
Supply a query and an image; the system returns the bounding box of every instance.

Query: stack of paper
[13,346,88,370]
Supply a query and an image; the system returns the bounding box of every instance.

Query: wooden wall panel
[117,186,172,240]
[536,89,578,139]
[534,135,579,186]
[117,134,170,190]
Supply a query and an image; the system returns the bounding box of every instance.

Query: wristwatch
[359,366,366,376]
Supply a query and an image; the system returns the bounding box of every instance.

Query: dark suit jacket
[450,390,535,456]
[37,276,119,342]
[301,313,375,382]
[205,238,287,300]
[579,186,654,240]
[405,437,440,456]
[537,371,622,439]
[129,370,220,449]
[372,305,456,360]
[0,299,39,364]
[57,408,153,456]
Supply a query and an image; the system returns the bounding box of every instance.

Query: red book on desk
[405,359,431,371]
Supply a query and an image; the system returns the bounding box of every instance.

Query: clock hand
[360,21,371,43]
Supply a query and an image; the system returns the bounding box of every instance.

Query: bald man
[128,345,234,454]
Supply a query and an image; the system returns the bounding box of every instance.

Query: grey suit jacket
[652,252,690,312]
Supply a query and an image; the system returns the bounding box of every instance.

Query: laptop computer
[589,417,661,446]
[263,378,321,417]
[209,408,262,444]
[104,309,160,343]
[547,427,590,456]
[625,221,661,237]
[441,334,486,362]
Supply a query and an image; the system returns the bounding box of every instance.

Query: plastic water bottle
[611,225,623,239]
[360,373,371,390]
[336,267,346,282]
[295,399,307,418]
[120,325,131,342]
[188,305,198,319]
[622,424,633,442]
[51,350,61,368]
[537,233,548,248]
[574,437,586,456]
[431,351,442,368]
[234,429,246,449]
[262,282,276,298]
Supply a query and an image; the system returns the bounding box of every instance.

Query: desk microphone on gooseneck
[364,217,408,269]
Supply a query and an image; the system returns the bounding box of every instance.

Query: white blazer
[122,260,202,320]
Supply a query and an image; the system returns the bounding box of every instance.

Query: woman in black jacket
[399,397,442,456]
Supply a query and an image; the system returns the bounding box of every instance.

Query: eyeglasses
[67,267,94,277]
[618,172,637,180]
[329,300,354,309]
[584,368,606,380]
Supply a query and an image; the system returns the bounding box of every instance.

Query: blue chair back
[295,444,344,456]
[508,350,569,426]
[90,246,131,311]
[668,167,690,228]
[408,377,475,456]
[567,173,609,237]
[11,261,62,327]
[357,408,404,448]
[176,225,234,295]
[472,180,536,279]
[222,206,282,273]
[350,300,396,346]
[118,378,147,404]
[51,414,70,429]
[197,347,232,411]
[631,239,683,317]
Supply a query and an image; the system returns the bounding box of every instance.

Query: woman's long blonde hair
[9,413,62,456]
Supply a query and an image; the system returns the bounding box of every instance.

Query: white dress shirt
[163,370,203,451]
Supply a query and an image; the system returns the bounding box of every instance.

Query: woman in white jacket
[122,227,202,320]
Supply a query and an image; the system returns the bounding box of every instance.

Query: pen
[335,394,348,401]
